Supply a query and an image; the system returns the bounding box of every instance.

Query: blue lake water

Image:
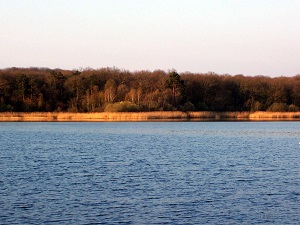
[0,122,299,224]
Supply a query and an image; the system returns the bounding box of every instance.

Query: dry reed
[0,111,300,122]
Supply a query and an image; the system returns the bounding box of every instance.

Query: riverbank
[1,111,300,122]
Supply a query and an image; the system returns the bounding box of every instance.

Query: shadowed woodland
[0,67,300,112]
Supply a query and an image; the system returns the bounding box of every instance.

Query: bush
[104,101,139,112]
[288,104,300,112]
[251,101,264,112]
[267,103,288,112]
[181,101,195,112]
[0,103,13,112]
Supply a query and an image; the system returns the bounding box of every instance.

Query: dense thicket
[0,67,299,112]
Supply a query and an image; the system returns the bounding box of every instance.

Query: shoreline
[1,111,300,122]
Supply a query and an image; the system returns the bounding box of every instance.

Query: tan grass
[249,111,300,120]
[0,111,300,122]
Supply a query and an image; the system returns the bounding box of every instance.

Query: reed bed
[0,111,300,122]
[249,111,300,120]
[0,112,188,122]
[187,111,250,120]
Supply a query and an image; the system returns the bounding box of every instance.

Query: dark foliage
[0,67,299,112]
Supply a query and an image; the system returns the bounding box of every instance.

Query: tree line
[0,67,299,112]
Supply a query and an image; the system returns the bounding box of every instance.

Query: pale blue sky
[0,0,299,76]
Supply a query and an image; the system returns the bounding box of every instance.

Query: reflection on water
[0,122,299,224]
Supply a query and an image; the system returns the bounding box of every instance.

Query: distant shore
[1,111,300,122]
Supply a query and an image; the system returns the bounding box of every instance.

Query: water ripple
[0,122,299,224]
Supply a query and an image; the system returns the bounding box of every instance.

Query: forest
[0,67,300,112]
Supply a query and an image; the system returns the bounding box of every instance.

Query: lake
[0,122,299,224]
